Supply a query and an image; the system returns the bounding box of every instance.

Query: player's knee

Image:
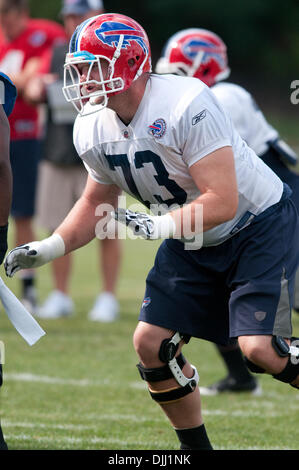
[136,331,199,405]
[238,335,266,367]
[240,335,299,389]
[133,326,163,366]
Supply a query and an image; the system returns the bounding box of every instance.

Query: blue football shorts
[139,185,299,345]
[10,139,41,217]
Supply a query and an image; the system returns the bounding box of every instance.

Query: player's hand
[112,209,176,240]
[5,234,65,277]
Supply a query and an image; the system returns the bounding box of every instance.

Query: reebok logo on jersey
[192,109,206,125]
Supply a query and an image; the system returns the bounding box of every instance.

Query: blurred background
[28,0,299,133]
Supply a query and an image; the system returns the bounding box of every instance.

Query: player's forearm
[170,191,238,238]
[9,58,41,94]
[54,193,103,254]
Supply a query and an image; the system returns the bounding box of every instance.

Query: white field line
[3,373,296,398]
[3,433,129,447]
[3,372,299,415]
[4,373,146,389]
[3,413,163,427]
[4,434,295,450]
[4,372,110,387]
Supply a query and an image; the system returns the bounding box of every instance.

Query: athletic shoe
[21,285,38,316]
[199,375,262,396]
[36,290,74,319]
[88,292,119,322]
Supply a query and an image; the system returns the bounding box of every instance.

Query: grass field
[1,117,299,451]
[0,222,299,451]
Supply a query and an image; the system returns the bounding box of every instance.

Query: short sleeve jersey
[73,74,283,246]
[0,19,66,140]
[212,82,278,156]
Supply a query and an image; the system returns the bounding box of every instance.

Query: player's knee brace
[245,336,299,389]
[137,332,199,404]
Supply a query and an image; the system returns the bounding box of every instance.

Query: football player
[4,14,299,450]
[0,71,17,451]
[156,28,299,396]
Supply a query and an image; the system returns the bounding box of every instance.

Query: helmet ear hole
[128,58,136,68]
[202,68,210,76]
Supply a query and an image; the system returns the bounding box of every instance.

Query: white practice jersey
[212,82,278,156]
[73,74,283,246]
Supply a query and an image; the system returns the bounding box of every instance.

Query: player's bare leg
[133,321,212,449]
[99,237,121,294]
[14,216,37,313]
[88,237,121,322]
[52,253,72,294]
[238,335,299,388]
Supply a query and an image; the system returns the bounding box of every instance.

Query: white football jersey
[212,82,278,156]
[73,74,283,246]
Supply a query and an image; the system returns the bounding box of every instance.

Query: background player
[23,0,121,322]
[0,71,17,450]
[4,14,299,450]
[0,0,66,313]
[155,28,299,396]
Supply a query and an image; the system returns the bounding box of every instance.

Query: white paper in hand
[0,276,45,345]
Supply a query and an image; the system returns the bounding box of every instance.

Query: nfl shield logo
[142,297,151,308]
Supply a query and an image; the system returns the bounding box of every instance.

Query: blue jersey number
[104,150,187,208]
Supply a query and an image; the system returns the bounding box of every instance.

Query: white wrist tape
[43,233,65,261]
[150,214,177,239]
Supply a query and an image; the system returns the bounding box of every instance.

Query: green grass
[0,220,299,450]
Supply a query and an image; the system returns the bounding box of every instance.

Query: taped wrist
[42,233,65,261]
[151,214,176,239]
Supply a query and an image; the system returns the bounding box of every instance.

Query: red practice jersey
[0,19,66,140]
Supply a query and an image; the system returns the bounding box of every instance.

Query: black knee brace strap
[245,336,299,389]
[244,357,265,374]
[137,353,186,382]
[273,357,299,389]
[272,336,299,388]
[148,382,196,405]
[137,353,198,404]
[137,332,199,404]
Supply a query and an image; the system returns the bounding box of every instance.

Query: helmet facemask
[63,52,125,116]
[63,14,152,116]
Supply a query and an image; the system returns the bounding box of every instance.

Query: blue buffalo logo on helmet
[182,38,225,67]
[95,21,149,54]
[148,118,167,138]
